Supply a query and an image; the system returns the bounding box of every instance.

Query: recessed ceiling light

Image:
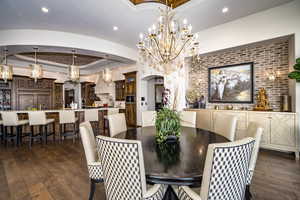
[113,26,119,31]
[222,7,229,13]
[41,7,49,13]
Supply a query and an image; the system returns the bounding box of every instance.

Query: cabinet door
[36,94,52,110]
[270,114,296,147]
[18,94,35,110]
[195,110,212,131]
[248,113,271,145]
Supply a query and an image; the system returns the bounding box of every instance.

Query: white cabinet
[187,109,299,159]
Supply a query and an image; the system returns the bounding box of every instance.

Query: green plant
[288,58,300,82]
[155,108,181,143]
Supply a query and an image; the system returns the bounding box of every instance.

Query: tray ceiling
[19,52,103,66]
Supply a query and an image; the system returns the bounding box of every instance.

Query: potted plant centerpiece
[155,107,181,144]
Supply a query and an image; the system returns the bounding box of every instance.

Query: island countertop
[0,107,120,114]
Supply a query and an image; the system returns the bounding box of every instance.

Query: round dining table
[114,126,229,200]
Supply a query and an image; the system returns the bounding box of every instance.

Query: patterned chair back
[97,136,147,200]
[245,122,263,184]
[200,137,255,200]
[179,111,196,128]
[213,113,238,141]
[141,111,156,127]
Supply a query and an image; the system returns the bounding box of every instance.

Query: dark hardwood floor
[0,141,299,200]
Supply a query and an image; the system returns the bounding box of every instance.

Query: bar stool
[1,111,29,147]
[0,120,3,145]
[103,108,119,136]
[84,109,99,136]
[28,111,55,148]
[59,110,78,143]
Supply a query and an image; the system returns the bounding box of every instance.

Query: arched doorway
[142,75,164,111]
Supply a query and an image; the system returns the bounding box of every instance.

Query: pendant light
[0,49,13,83]
[30,47,43,82]
[69,50,80,82]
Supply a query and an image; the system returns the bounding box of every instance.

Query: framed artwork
[208,62,254,103]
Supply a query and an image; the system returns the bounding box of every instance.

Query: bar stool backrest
[1,112,19,126]
[28,111,47,126]
[107,108,119,115]
[84,109,99,122]
[59,110,76,124]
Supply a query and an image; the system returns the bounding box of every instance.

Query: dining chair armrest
[144,184,167,200]
[88,162,103,180]
[178,186,202,200]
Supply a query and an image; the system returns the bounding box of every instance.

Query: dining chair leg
[245,185,252,200]
[89,179,96,200]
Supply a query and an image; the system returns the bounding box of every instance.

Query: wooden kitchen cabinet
[115,80,125,101]
[54,83,64,109]
[12,76,55,110]
[124,71,137,127]
[81,82,99,107]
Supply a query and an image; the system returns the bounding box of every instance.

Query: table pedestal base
[163,185,179,200]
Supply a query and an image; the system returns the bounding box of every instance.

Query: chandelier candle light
[30,47,43,82]
[0,49,13,83]
[69,50,80,82]
[137,1,200,75]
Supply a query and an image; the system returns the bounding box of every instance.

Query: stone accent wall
[188,39,290,111]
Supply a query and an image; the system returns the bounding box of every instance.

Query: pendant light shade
[30,48,43,82]
[0,49,13,83]
[69,50,80,82]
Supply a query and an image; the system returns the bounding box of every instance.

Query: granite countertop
[1,107,120,114]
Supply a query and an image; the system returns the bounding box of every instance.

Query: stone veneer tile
[188,39,289,111]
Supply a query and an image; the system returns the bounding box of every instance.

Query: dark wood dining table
[114,126,229,200]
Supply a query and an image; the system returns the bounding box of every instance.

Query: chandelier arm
[170,37,192,61]
[152,37,166,63]
[143,48,162,63]
[169,33,176,60]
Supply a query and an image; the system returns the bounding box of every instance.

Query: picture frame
[208,62,254,103]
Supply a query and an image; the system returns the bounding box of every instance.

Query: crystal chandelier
[29,48,43,82]
[69,50,80,82]
[137,1,199,75]
[0,49,13,83]
[102,68,112,83]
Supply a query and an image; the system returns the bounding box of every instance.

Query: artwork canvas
[208,62,254,103]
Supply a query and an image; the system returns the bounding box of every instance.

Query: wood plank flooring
[0,141,299,200]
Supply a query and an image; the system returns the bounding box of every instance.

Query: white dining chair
[103,108,119,135]
[97,135,166,200]
[28,111,55,147]
[244,122,263,198]
[178,137,255,200]
[213,113,238,141]
[84,109,99,135]
[180,111,196,128]
[80,122,103,200]
[107,113,127,137]
[141,111,156,127]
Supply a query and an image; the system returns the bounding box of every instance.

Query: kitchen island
[0,107,120,138]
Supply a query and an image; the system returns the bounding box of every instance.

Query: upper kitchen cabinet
[114,80,125,101]
[81,82,99,107]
